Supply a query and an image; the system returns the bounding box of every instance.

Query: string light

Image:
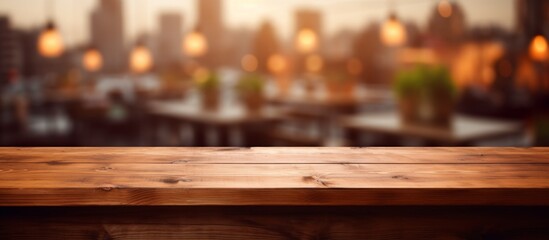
[184,30,208,57]
[295,28,318,54]
[380,13,407,47]
[130,44,153,74]
[37,21,64,58]
[267,54,288,75]
[82,47,103,72]
[529,35,548,62]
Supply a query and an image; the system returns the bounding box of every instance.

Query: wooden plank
[1,147,549,164]
[0,147,548,206]
[1,206,548,239]
[1,163,549,188]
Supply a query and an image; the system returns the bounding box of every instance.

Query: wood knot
[96,166,114,171]
[303,175,332,187]
[161,177,192,184]
[47,161,69,166]
[392,175,410,180]
[216,147,251,151]
[171,160,190,164]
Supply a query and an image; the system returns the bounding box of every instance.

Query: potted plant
[394,65,456,128]
[195,70,220,111]
[324,71,356,99]
[236,73,265,112]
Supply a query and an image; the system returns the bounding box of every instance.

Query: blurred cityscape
[0,0,548,146]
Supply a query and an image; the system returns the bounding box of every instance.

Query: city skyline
[0,0,515,47]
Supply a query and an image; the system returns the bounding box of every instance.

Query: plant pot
[398,95,420,125]
[399,94,454,128]
[241,92,264,113]
[201,89,219,111]
[429,94,454,128]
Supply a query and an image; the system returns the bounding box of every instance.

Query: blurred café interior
[0,0,548,147]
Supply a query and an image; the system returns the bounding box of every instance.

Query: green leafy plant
[236,73,264,93]
[195,71,219,91]
[394,64,456,98]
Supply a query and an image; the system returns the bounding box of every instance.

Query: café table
[147,100,285,146]
[0,147,547,239]
[339,111,524,146]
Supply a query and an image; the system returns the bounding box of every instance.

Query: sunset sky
[0,0,515,47]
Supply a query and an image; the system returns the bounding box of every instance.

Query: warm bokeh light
[295,28,318,54]
[347,58,363,76]
[241,54,258,72]
[37,23,64,58]
[183,31,208,57]
[452,42,504,89]
[305,54,323,73]
[380,14,407,47]
[267,54,288,75]
[82,48,103,72]
[529,35,548,61]
[130,45,153,74]
[438,0,453,18]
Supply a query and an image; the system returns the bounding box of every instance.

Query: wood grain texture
[1,147,549,206]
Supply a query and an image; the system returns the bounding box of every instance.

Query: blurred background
[0,0,548,147]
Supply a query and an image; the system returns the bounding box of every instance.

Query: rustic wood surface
[1,147,548,206]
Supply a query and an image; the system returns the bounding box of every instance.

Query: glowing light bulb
[183,31,208,57]
[438,0,453,18]
[267,54,287,75]
[305,54,323,73]
[295,28,318,54]
[82,48,103,72]
[37,22,64,58]
[529,35,548,61]
[381,14,407,47]
[241,54,258,72]
[130,45,153,74]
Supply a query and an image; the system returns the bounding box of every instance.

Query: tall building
[90,0,125,73]
[294,9,323,73]
[197,0,224,68]
[158,13,183,69]
[0,16,20,85]
[516,0,549,39]
[253,21,280,74]
[426,1,466,44]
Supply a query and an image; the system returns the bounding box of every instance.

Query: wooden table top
[0,147,548,206]
[340,112,524,144]
[147,100,284,125]
[267,87,392,109]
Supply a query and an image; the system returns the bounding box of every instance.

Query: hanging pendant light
[380,13,407,47]
[438,0,453,18]
[82,46,103,72]
[295,28,318,54]
[130,42,153,74]
[529,35,548,62]
[37,0,64,58]
[183,29,208,57]
[38,21,64,58]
